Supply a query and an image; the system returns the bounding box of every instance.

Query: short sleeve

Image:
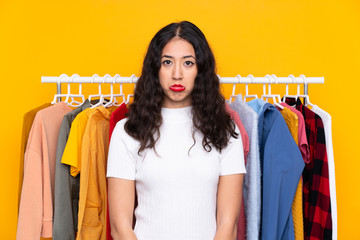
[106,120,136,180]
[220,124,247,176]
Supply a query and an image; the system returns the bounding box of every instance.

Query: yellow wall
[1,0,359,239]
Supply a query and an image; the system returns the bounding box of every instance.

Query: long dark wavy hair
[125,21,238,154]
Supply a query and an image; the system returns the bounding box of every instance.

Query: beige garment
[18,103,51,214]
[17,102,72,240]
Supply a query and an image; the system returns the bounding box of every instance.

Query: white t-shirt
[312,105,337,240]
[107,106,246,240]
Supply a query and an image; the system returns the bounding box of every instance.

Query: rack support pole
[57,82,61,102]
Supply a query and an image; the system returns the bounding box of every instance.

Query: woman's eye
[184,61,194,66]
[162,60,172,65]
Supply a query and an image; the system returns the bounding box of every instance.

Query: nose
[172,62,183,80]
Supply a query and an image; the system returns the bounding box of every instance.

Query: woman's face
[159,37,198,108]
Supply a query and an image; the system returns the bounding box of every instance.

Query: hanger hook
[71,74,80,91]
[236,74,241,84]
[271,74,278,84]
[246,74,254,96]
[114,74,121,84]
[103,73,111,91]
[299,74,307,85]
[264,74,271,95]
[59,74,68,84]
[287,74,295,95]
[103,74,111,83]
[296,74,306,95]
[114,74,123,94]
[91,74,99,84]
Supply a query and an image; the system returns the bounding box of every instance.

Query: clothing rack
[41,74,324,103]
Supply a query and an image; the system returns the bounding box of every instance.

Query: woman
[107,21,246,240]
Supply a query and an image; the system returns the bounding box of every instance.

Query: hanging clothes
[225,103,249,240]
[279,102,311,240]
[279,102,310,163]
[62,108,97,177]
[106,102,128,240]
[60,107,97,238]
[285,98,332,240]
[276,106,304,240]
[53,100,91,240]
[17,102,72,240]
[76,106,115,240]
[311,105,337,240]
[248,99,304,240]
[225,103,250,160]
[18,103,51,214]
[230,95,261,240]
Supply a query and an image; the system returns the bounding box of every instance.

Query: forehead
[161,37,195,56]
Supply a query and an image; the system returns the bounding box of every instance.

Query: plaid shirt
[286,98,332,240]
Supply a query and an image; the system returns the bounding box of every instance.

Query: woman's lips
[169,84,185,92]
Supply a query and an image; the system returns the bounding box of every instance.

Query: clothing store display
[230,95,261,240]
[18,103,51,213]
[17,102,72,240]
[107,106,246,240]
[285,98,332,240]
[248,99,304,240]
[106,103,128,240]
[312,105,337,240]
[277,106,304,240]
[53,100,91,240]
[17,77,336,240]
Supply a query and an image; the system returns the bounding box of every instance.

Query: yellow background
[1,0,359,239]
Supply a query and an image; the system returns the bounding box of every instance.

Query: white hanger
[66,74,85,107]
[261,74,284,109]
[102,74,116,108]
[228,74,241,103]
[296,74,315,108]
[112,74,126,106]
[243,74,258,102]
[282,74,298,103]
[89,74,105,108]
[125,74,136,104]
[51,74,69,104]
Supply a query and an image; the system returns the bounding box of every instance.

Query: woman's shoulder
[111,118,137,143]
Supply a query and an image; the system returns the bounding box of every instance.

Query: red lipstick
[169,84,185,92]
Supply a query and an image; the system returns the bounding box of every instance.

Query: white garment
[107,106,246,240]
[312,105,337,240]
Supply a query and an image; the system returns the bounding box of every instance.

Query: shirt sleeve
[106,120,136,180]
[219,124,247,176]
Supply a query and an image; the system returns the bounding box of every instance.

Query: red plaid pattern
[286,98,332,240]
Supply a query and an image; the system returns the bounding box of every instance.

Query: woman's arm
[108,177,138,240]
[214,174,244,240]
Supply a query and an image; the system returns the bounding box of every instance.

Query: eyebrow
[161,55,196,60]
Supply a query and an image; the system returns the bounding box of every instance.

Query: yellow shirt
[61,108,97,177]
[280,107,304,240]
[76,106,112,240]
